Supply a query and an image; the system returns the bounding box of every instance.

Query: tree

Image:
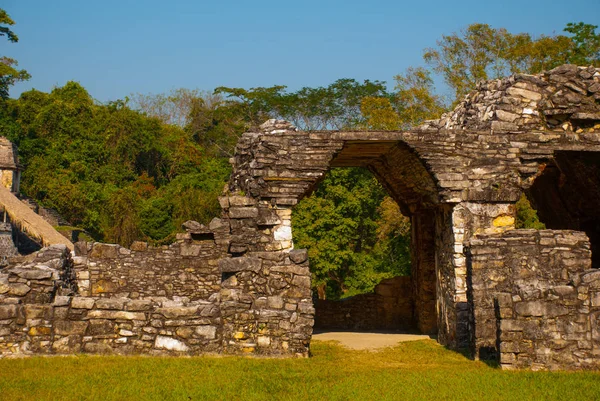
[292,168,410,300]
[1,82,230,246]
[0,9,30,100]
[393,67,446,128]
[423,22,600,104]
[360,97,401,130]
[563,22,600,66]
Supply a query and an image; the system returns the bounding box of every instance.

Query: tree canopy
[0,8,30,100]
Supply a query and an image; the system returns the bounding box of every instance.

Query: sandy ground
[311,331,433,350]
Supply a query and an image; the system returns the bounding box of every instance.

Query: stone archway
[219,122,510,353]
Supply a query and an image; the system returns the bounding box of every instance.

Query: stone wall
[465,229,599,369]
[314,276,414,331]
[496,269,600,371]
[73,239,223,301]
[0,296,221,356]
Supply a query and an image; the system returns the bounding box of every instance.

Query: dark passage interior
[527,151,600,268]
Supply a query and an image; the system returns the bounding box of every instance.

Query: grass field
[1,339,599,401]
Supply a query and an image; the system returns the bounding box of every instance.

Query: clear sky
[3,0,600,102]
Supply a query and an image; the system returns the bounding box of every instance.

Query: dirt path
[312,331,433,350]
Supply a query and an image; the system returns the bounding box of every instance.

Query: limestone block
[91,279,119,295]
[180,243,201,257]
[8,266,54,280]
[54,320,89,335]
[126,300,153,311]
[87,319,117,335]
[52,335,82,353]
[0,304,17,319]
[229,207,259,219]
[267,296,284,309]
[86,310,146,320]
[71,298,95,309]
[195,325,217,339]
[155,335,189,351]
[130,241,148,251]
[155,306,198,319]
[9,283,31,296]
[89,243,120,259]
[95,298,127,310]
[274,225,292,241]
[257,336,271,347]
[219,257,262,273]
[289,249,308,264]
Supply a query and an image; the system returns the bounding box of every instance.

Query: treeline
[0,83,230,245]
[1,9,599,299]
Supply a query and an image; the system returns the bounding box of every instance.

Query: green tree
[423,22,600,104]
[0,8,30,100]
[292,168,410,300]
[0,82,230,246]
[360,97,401,130]
[393,67,447,128]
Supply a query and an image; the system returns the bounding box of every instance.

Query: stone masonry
[1,65,600,370]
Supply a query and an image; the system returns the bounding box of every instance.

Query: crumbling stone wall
[315,276,414,331]
[466,229,599,370]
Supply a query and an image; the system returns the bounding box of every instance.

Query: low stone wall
[0,227,314,357]
[0,295,222,356]
[314,276,415,331]
[496,269,600,371]
[72,218,230,301]
[466,229,599,370]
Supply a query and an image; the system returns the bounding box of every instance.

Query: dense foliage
[292,169,410,300]
[0,82,230,245]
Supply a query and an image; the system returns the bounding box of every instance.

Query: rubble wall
[466,229,599,370]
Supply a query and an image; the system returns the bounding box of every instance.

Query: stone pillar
[436,202,515,348]
[218,193,314,356]
[411,210,437,334]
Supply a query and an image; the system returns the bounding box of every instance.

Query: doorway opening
[292,166,432,335]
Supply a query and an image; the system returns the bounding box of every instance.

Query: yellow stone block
[233,331,246,340]
[493,215,515,227]
[28,326,51,336]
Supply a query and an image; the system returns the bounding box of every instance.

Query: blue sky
[3,0,599,102]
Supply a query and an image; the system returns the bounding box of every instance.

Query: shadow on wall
[314,276,417,332]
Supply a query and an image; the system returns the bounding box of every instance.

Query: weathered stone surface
[0,304,17,319]
[9,283,31,296]
[87,310,146,320]
[155,306,198,318]
[195,325,217,339]
[54,320,89,335]
[155,335,189,352]
[219,257,261,273]
[89,243,119,259]
[289,249,308,264]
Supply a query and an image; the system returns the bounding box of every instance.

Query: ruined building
[1,65,600,370]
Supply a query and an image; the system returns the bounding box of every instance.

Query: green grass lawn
[1,339,599,401]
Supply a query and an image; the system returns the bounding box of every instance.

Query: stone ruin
[1,64,600,370]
